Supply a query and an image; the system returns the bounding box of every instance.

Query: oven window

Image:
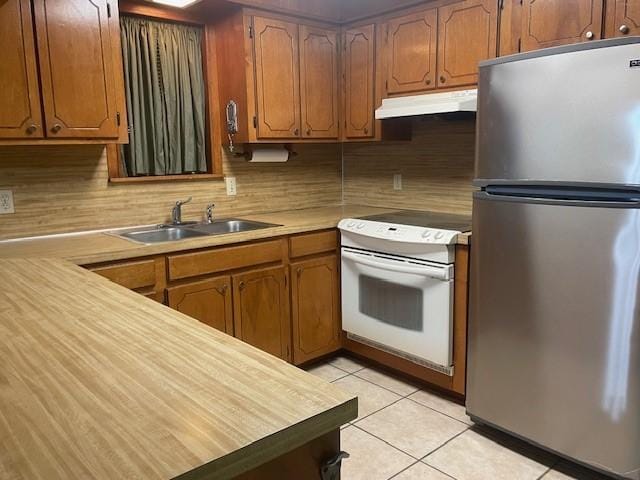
[358,275,423,331]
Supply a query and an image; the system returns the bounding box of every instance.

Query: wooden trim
[119,0,205,24]
[109,2,223,182]
[451,243,470,395]
[289,230,338,258]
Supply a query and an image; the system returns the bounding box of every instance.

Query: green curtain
[120,16,207,176]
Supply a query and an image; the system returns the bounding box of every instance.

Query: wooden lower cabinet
[233,266,292,361]
[167,276,234,334]
[291,255,341,365]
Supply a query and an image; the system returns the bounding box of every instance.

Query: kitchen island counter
[0,258,357,479]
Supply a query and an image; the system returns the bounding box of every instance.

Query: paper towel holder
[232,144,298,162]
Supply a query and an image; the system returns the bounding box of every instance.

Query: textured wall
[0,144,341,240]
[343,116,475,215]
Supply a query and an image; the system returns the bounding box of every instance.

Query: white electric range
[339,210,471,375]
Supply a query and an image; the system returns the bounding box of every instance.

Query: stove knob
[356,222,365,229]
[422,230,432,239]
[435,232,444,240]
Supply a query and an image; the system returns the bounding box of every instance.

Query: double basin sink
[113,219,281,244]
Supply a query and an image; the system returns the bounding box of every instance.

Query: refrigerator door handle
[476,190,640,209]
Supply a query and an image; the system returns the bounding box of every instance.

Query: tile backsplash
[343,116,475,216]
[0,144,341,240]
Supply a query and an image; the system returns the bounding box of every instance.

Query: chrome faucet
[171,197,192,225]
[205,203,215,224]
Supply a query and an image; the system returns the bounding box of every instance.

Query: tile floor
[306,356,613,480]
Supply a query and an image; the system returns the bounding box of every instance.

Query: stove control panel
[338,219,460,245]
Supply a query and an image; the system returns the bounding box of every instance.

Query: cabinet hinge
[499,0,504,9]
[253,116,257,128]
[116,111,121,126]
[285,275,288,288]
[249,25,254,38]
[517,38,522,52]
[385,79,388,91]
[107,2,111,17]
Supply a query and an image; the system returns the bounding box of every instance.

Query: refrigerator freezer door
[468,193,640,478]
[476,39,640,187]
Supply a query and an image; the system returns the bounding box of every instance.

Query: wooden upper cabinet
[437,0,498,88]
[167,277,234,335]
[252,16,301,139]
[291,255,341,365]
[0,0,43,139]
[32,0,120,139]
[343,24,375,139]
[606,0,640,37]
[300,26,339,138]
[385,9,437,95]
[232,266,291,361]
[520,0,604,51]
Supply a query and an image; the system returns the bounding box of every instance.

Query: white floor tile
[392,462,454,480]
[408,389,472,424]
[354,368,420,396]
[341,426,414,480]
[306,363,350,382]
[333,375,401,421]
[425,428,554,480]
[330,356,367,373]
[356,398,468,458]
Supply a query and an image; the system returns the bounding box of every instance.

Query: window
[109,14,220,182]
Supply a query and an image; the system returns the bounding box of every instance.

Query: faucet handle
[206,203,215,223]
[176,196,192,207]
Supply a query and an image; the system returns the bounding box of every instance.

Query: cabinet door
[291,256,340,365]
[32,0,120,139]
[385,9,437,95]
[0,0,43,139]
[605,0,640,37]
[437,0,498,88]
[344,24,375,139]
[233,266,291,361]
[520,0,604,51]
[300,25,339,138]
[167,277,233,334]
[252,16,301,139]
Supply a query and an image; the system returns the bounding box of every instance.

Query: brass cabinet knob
[306,129,311,136]
[440,75,446,83]
[293,128,299,136]
[620,25,630,34]
[363,127,368,135]
[26,124,38,134]
[238,281,245,291]
[426,79,432,85]
[51,123,62,133]
[216,284,228,295]
[585,31,594,40]
[297,267,303,276]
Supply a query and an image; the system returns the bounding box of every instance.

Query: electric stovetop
[359,210,472,233]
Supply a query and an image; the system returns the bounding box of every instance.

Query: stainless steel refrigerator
[468,38,640,479]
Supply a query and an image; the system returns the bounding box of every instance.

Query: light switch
[0,190,15,214]
[393,174,402,191]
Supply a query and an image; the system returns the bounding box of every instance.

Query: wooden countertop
[0,258,357,480]
[0,205,470,264]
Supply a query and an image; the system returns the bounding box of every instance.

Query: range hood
[375,89,477,119]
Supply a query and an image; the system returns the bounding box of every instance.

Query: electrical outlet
[0,190,15,214]
[393,174,403,191]
[225,177,237,196]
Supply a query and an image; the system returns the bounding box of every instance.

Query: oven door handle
[342,250,451,280]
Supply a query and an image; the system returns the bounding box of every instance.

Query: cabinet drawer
[168,239,285,280]
[289,230,338,258]
[89,259,157,290]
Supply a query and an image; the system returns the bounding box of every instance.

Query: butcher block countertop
[0,258,357,480]
[0,205,471,264]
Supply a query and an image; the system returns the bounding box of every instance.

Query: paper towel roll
[247,147,289,163]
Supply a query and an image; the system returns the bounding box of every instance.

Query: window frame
[107,1,223,183]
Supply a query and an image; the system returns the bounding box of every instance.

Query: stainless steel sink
[187,219,280,235]
[111,219,281,244]
[116,226,209,244]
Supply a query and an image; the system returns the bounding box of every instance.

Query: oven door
[341,247,454,368]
